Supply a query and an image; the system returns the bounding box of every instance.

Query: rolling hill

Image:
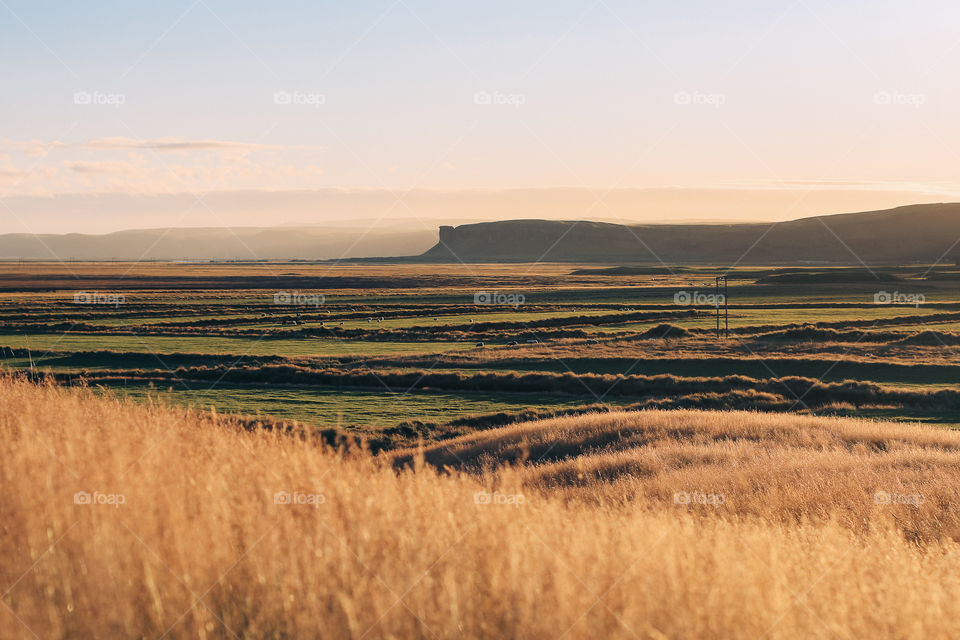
[420,203,960,264]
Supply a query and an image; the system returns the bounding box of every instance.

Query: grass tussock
[6,376,960,638]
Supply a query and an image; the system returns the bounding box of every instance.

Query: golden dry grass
[4,376,960,639]
[394,409,960,542]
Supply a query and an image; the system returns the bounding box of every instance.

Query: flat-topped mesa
[419,203,960,264]
[438,225,455,245]
[423,220,643,262]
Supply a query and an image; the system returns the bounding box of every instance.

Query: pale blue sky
[2,1,960,231]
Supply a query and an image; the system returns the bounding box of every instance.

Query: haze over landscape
[6,2,960,639]
[7,202,960,262]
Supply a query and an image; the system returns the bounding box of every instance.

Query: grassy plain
[4,377,960,639]
[3,260,960,435]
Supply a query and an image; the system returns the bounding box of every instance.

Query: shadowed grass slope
[390,409,960,542]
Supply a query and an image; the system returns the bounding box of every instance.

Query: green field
[1,334,467,357]
[5,261,960,439]
[103,382,595,428]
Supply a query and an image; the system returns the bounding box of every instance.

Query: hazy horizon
[2,187,955,236]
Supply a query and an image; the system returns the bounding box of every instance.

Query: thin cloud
[1,137,320,154]
[66,160,143,174]
[709,179,960,195]
[0,139,66,155]
[80,137,279,151]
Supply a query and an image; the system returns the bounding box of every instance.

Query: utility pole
[715,276,728,339]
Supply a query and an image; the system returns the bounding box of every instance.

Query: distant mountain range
[419,203,960,265]
[4,203,960,264]
[0,226,436,261]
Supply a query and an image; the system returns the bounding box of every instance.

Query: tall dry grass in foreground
[3,378,960,638]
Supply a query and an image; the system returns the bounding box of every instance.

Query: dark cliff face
[420,204,960,264]
[422,219,768,262]
[438,226,455,245]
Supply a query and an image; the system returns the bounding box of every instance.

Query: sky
[2,0,960,234]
